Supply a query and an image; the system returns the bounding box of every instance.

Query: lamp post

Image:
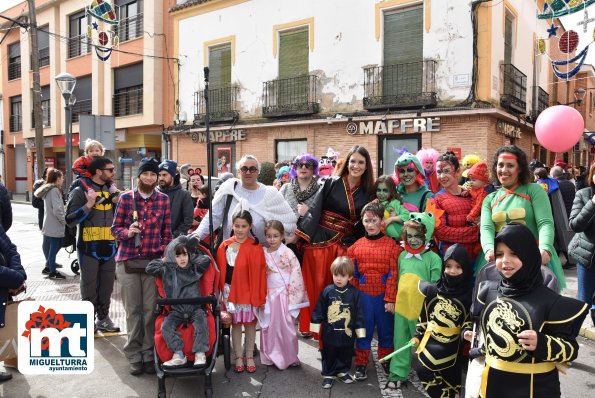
[55,72,77,191]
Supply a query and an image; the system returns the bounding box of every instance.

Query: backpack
[32,181,44,209]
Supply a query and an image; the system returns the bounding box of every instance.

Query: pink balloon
[535,105,584,153]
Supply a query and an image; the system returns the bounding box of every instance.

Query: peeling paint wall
[177,0,474,119]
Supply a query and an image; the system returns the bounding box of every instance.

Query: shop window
[8,42,21,80]
[276,140,307,163]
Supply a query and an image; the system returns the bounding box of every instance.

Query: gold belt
[480,356,557,397]
[416,322,461,354]
[319,210,353,235]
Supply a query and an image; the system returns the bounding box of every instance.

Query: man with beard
[157,160,194,237]
[66,157,120,333]
[111,157,172,375]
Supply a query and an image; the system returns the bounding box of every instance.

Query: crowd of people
[1,139,595,398]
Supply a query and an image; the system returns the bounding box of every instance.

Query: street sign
[79,115,116,150]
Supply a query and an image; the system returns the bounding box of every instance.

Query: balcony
[31,107,51,128]
[113,87,143,117]
[31,47,50,68]
[9,115,21,132]
[116,13,143,42]
[528,86,549,122]
[8,61,21,80]
[262,75,319,118]
[500,63,527,114]
[68,34,91,58]
[363,60,437,110]
[72,99,92,123]
[195,85,240,124]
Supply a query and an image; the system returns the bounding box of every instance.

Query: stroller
[153,242,231,398]
[62,223,80,275]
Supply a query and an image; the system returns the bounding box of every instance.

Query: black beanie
[137,158,160,177]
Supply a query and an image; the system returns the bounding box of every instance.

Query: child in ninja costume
[347,202,401,379]
[411,244,473,398]
[310,256,366,389]
[387,211,442,390]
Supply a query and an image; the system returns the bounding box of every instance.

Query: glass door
[378,135,421,176]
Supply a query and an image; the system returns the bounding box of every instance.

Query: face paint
[406,227,425,250]
[376,182,390,201]
[398,166,417,186]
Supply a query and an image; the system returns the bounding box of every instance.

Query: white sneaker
[163,351,186,368]
[194,352,206,367]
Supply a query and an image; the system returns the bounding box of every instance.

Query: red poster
[216,147,232,177]
[446,147,462,160]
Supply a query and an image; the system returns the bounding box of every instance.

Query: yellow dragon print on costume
[428,298,462,343]
[327,300,352,337]
[485,300,527,360]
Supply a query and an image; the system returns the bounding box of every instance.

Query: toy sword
[379,340,415,363]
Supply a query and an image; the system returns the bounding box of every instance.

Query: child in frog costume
[393,152,434,213]
[371,175,409,240]
[387,211,442,390]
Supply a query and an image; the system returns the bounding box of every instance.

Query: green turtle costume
[389,212,442,383]
[394,153,434,213]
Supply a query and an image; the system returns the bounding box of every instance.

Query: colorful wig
[289,152,319,178]
[461,154,481,169]
[416,148,440,171]
[393,152,426,186]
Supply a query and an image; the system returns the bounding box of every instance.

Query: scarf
[436,244,472,302]
[495,223,543,297]
[292,177,319,203]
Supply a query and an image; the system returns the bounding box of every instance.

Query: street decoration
[86,0,119,61]
[537,0,594,79]
[535,105,584,152]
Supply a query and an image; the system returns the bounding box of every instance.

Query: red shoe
[245,356,256,373]
[233,356,244,373]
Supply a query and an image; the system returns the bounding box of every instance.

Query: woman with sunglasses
[192,154,297,247]
[393,152,434,213]
[295,145,374,340]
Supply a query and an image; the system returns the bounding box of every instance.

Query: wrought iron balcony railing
[8,61,21,80]
[31,106,51,129]
[115,13,143,42]
[113,87,143,117]
[529,86,549,122]
[68,34,91,58]
[500,63,527,114]
[72,99,92,123]
[195,85,240,124]
[9,115,21,132]
[35,47,50,68]
[262,75,319,118]
[363,60,437,110]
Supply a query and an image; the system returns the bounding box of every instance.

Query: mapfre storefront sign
[346,117,440,135]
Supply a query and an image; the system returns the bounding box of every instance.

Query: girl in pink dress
[259,220,309,369]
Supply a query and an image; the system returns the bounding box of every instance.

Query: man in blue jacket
[0,225,26,382]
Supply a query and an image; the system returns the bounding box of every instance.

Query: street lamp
[55,72,77,191]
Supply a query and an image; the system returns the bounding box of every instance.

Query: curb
[11,200,30,205]
[580,325,595,341]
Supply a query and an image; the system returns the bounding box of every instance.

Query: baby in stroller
[147,235,211,368]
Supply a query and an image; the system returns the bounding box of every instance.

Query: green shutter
[279,29,308,78]
[504,14,513,64]
[209,45,231,88]
[383,7,423,97]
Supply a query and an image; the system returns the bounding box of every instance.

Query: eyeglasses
[240,166,258,174]
[397,167,415,173]
[295,161,315,169]
[101,167,115,172]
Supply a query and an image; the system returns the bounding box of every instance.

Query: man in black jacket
[157,160,193,237]
[551,166,575,218]
[31,168,48,230]
[0,185,12,232]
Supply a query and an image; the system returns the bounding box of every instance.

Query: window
[209,44,231,88]
[72,75,92,123]
[276,140,307,163]
[504,10,515,64]
[32,86,51,128]
[8,42,21,80]
[383,7,423,97]
[69,10,90,58]
[278,28,308,79]
[9,96,22,132]
[113,63,143,116]
[116,0,143,42]
[37,25,50,67]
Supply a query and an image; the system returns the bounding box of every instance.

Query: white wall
[177,0,474,118]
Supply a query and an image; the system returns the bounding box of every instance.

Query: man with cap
[111,158,172,375]
[157,159,194,237]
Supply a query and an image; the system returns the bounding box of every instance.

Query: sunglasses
[295,161,316,169]
[240,166,258,174]
[397,167,415,173]
[101,167,115,172]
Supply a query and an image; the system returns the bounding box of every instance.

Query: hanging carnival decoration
[536,0,594,79]
[86,0,119,61]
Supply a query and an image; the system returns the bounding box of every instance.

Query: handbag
[124,258,152,274]
[0,300,28,361]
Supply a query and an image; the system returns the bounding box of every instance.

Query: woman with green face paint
[371,176,409,240]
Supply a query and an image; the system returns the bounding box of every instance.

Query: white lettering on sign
[193,129,247,143]
[346,117,440,135]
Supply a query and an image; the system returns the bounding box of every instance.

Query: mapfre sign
[346,117,440,135]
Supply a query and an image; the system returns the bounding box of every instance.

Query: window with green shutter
[278,29,309,107]
[209,44,232,113]
[383,7,423,98]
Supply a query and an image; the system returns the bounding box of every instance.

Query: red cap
[468,161,489,184]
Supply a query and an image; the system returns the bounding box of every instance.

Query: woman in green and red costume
[479,145,565,288]
[393,152,434,213]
